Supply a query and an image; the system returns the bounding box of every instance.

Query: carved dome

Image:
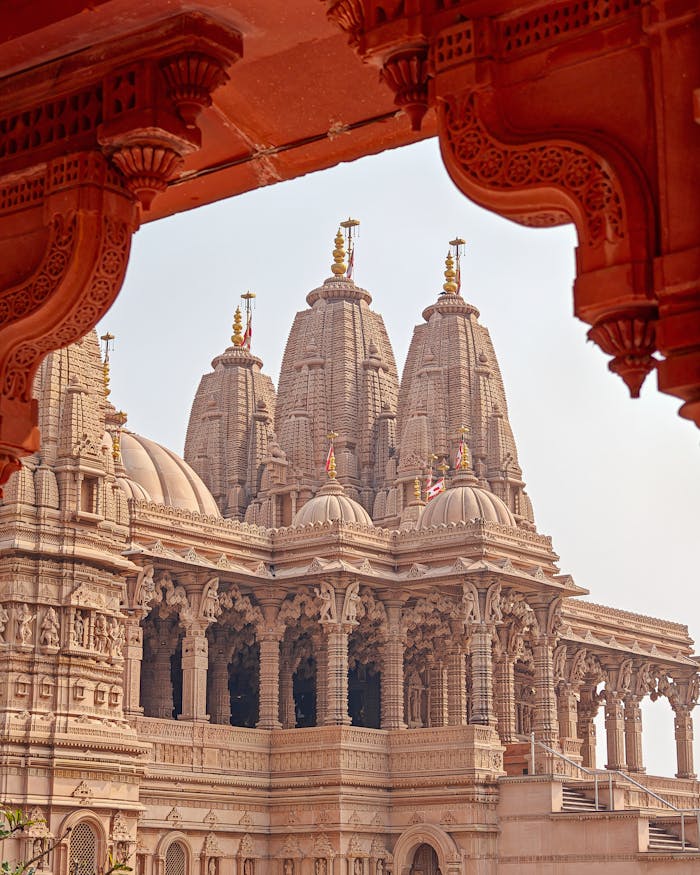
[418,472,516,529]
[119,431,221,517]
[291,479,373,527]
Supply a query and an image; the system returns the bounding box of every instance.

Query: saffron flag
[325,443,335,472]
[426,477,445,501]
[243,313,252,350]
[455,434,466,469]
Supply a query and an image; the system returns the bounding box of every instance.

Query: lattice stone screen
[69,823,97,875]
[165,843,186,875]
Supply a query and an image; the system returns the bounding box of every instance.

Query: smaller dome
[292,479,372,527]
[418,473,515,529]
[119,431,220,517]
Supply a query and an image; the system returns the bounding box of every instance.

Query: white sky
[98,138,700,777]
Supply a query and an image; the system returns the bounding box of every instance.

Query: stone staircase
[647,821,699,853]
[561,784,606,812]
[561,783,699,853]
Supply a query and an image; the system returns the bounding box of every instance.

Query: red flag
[426,477,445,501]
[325,443,335,472]
[347,247,355,280]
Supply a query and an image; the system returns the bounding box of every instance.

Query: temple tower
[273,226,399,518]
[185,300,276,519]
[375,245,535,528]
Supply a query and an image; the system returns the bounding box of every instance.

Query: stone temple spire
[274,224,399,518]
[374,242,535,528]
[184,296,276,520]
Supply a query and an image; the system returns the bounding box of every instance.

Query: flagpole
[449,237,466,295]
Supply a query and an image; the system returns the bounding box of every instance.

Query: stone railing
[135,717,271,782]
[135,719,504,788]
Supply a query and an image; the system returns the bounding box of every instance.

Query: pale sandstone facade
[0,238,698,875]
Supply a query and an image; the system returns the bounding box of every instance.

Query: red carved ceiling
[0,1,697,486]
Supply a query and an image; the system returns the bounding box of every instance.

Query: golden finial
[442,252,458,295]
[438,459,449,476]
[100,332,115,398]
[331,228,347,276]
[458,425,470,470]
[231,306,244,346]
[112,410,127,462]
[413,477,422,501]
[326,431,338,480]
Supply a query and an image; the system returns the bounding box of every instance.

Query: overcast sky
[98,138,699,776]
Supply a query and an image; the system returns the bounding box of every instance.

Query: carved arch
[391,824,461,875]
[438,89,658,397]
[0,152,137,487]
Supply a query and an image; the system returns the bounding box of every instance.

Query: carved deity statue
[283,861,294,875]
[242,860,254,875]
[40,607,60,647]
[342,581,361,623]
[376,861,385,875]
[0,604,9,642]
[314,860,327,875]
[94,613,109,653]
[207,859,217,875]
[72,611,84,646]
[463,584,479,624]
[109,617,124,658]
[315,581,336,623]
[16,603,35,645]
[354,858,363,875]
[201,579,221,621]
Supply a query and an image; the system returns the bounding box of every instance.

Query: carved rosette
[587,310,657,397]
[161,53,231,127]
[380,49,430,132]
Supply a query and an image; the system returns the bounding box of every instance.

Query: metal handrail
[530,733,700,851]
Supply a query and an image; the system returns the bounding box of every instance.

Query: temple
[0,230,697,874]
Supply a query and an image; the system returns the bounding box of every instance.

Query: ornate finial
[442,252,458,295]
[325,431,338,480]
[449,237,466,295]
[100,332,115,398]
[340,218,360,279]
[231,306,244,346]
[331,228,347,276]
[413,477,422,501]
[438,459,449,476]
[457,425,470,470]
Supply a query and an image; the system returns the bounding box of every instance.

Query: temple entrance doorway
[409,844,441,875]
[293,653,317,727]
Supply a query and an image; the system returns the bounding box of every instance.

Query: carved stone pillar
[673,705,696,779]
[557,684,580,741]
[257,630,283,730]
[122,618,143,716]
[470,625,496,727]
[494,653,517,743]
[181,624,209,721]
[208,648,230,725]
[322,623,352,725]
[578,688,600,769]
[530,599,562,747]
[603,689,625,771]
[380,602,406,730]
[429,662,448,726]
[623,694,645,773]
[279,645,295,729]
[316,634,328,727]
[446,645,468,726]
